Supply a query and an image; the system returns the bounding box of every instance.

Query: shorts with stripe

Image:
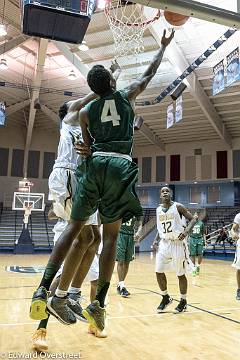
[155,239,194,276]
[232,239,240,270]
[49,167,100,226]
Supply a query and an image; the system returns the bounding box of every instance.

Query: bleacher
[0,203,56,252]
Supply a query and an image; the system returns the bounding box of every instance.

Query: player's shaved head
[160,186,172,203]
[87,65,112,96]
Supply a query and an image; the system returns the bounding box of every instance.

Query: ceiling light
[68,69,77,80]
[0,24,7,37]
[78,41,89,52]
[0,58,8,70]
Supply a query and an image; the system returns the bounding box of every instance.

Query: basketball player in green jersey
[30,29,174,336]
[188,215,205,276]
[116,217,142,297]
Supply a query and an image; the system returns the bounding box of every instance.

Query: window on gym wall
[189,186,201,205]
[207,185,220,204]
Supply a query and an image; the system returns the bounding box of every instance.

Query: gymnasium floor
[0,253,239,360]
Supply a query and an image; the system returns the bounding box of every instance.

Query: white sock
[55,288,68,298]
[68,287,81,294]
[118,281,125,290]
[181,294,187,300]
[161,290,168,296]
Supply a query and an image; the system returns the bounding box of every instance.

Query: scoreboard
[21,0,96,44]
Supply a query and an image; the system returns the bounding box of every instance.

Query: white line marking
[0,307,240,326]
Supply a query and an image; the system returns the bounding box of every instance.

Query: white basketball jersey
[53,122,83,171]
[156,202,185,241]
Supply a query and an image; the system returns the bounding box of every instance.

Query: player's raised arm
[68,92,98,112]
[79,107,92,147]
[125,29,175,101]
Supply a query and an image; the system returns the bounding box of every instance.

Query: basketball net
[105,1,160,58]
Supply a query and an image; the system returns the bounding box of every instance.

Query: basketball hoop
[105,0,160,58]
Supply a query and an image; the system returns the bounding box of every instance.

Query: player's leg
[117,261,130,297]
[173,249,188,313]
[30,219,86,321]
[232,240,240,300]
[67,226,101,320]
[119,234,135,297]
[116,232,130,297]
[189,237,197,276]
[196,241,204,275]
[32,275,60,352]
[155,246,173,312]
[47,225,95,324]
[82,220,122,334]
[237,270,240,300]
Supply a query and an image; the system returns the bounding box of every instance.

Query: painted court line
[0,306,240,327]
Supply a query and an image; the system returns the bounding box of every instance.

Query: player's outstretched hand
[75,142,92,157]
[161,29,175,47]
[110,59,121,74]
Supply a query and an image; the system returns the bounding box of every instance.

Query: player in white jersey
[153,187,197,313]
[32,96,103,352]
[230,213,240,300]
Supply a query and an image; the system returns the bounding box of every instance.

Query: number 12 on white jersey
[101,99,120,126]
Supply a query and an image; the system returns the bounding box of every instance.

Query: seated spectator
[216,227,228,244]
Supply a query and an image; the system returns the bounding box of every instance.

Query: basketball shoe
[67,292,87,322]
[88,324,107,338]
[117,285,130,298]
[173,299,187,313]
[30,286,49,320]
[32,328,48,352]
[157,295,173,313]
[47,296,77,325]
[236,289,240,300]
[82,300,106,332]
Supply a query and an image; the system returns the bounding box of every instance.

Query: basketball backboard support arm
[135,0,240,28]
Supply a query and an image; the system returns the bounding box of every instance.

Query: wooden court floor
[0,253,239,360]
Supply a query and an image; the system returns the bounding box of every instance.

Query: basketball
[164,11,189,26]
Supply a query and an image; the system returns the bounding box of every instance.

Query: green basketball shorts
[116,232,135,262]
[71,155,143,224]
[189,237,204,256]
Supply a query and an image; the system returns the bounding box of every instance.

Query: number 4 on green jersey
[101,99,120,126]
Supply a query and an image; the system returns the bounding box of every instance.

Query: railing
[138,217,156,242]
[206,223,232,244]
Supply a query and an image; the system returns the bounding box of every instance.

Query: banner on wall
[175,95,183,123]
[0,101,6,126]
[166,103,174,129]
[213,60,225,96]
[226,47,240,86]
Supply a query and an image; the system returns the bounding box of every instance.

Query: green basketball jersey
[85,90,135,155]
[119,218,136,235]
[190,220,204,238]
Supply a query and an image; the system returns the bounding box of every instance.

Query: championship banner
[0,101,6,126]
[167,103,174,129]
[175,95,183,123]
[213,60,225,96]
[226,47,240,86]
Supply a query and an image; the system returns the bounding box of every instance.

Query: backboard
[12,192,45,212]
